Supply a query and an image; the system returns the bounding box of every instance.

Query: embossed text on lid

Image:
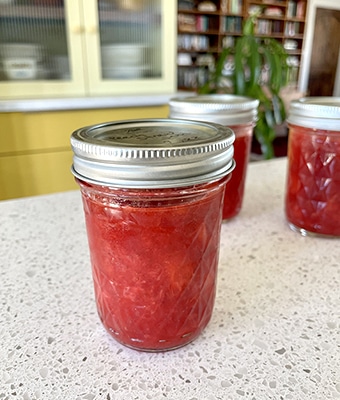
[71,118,235,188]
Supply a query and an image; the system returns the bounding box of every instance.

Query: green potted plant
[198,11,290,159]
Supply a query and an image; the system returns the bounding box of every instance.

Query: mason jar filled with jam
[169,95,259,220]
[71,119,235,351]
[285,97,340,237]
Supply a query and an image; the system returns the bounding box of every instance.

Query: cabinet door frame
[82,0,177,96]
[299,0,340,93]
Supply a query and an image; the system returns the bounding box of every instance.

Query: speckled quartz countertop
[1,157,339,400]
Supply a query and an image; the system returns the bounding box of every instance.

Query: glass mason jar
[169,95,259,220]
[285,97,340,237]
[71,118,235,351]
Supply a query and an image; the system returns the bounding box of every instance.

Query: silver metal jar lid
[287,97,340,131]
[71,118,235,188]
[169,94,259,125]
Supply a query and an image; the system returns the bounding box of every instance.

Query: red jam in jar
[71,119,235,351]
[221,123,253,219]
[169,95,259,220]
[285,97,340,237]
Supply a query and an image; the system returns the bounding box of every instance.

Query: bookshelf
[177,0,308,90]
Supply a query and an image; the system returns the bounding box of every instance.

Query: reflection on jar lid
[71,118,235,188]
[169,95,259,125]
[288,97,340,130]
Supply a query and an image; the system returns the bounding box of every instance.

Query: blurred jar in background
[169,94,259,220]
[285,97,340,237]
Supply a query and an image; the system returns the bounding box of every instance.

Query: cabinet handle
[87,26,98,34]
[71,26,84,34]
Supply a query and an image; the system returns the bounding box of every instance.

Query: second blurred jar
[169,94,259,219]
[285,97,340,237]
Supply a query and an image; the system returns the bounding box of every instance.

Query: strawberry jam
[169,94,259,220]
[222,124,253,219]
[78,179,227,351]
[285,125,340,236]
[71,118,235,351]
[285,97,340,237]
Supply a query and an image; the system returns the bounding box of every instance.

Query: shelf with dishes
[0,4,65,20]
[98,9,160,24]
[0,42,69,81]
[101,44,152,80]
[0,4,159,24]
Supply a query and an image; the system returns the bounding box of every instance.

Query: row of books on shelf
[285,21,301,36]
[178,57,300,89]
[177,66,209,89]
[287,0,306,18]
[222,16,242,33]
[254,19,301,36]
[249,2,305,20]
[221,0,243,14]
[178,14,212,32]
[178,34,210,52]
[178,15,243,34]
[256,19,283,35]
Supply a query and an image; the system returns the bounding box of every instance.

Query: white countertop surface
[0,158,339,399]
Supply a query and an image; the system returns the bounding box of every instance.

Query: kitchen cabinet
[0,0,176,99]
[177,0,307,90]
[0,104,169,200]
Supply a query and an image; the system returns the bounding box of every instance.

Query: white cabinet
[0,0,176,99]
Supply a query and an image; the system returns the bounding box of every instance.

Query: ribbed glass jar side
[169,95,258,220]
[71,118,235,351]
[285,123,340,237]
[77,176,230,351]
[221,122,254,219]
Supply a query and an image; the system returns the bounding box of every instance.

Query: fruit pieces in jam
[222,124,253,220]
[285,125,340,236]
[78,178,227,351]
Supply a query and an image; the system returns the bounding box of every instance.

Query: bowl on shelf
[0,43,46,80]
[2,58,38,80]
[101,44,149,68]
[0,43,44,60]
[102,65,150,79]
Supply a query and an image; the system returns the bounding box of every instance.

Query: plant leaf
[254,110,275,159]
[196,14,291,159]
[234,38,245,94]
[248,36,261,89]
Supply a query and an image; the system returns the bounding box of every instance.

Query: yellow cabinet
[0,104,169,200]
[0,0,176,99]
[0,151,76,200]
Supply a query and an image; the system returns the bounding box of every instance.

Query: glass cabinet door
[0,0,176,98]
[0,0,86,98]
[83,0,176,95]
[0,1,72,82]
